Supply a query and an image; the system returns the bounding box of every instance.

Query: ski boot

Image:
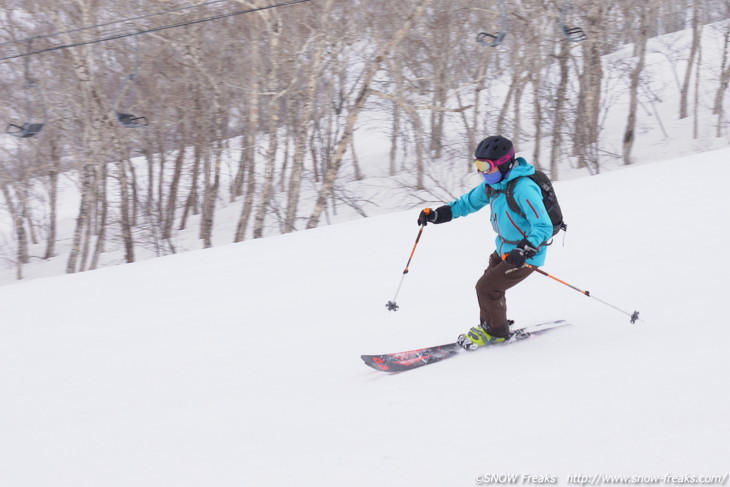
[457,322,511,351]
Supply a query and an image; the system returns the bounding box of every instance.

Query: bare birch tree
[622,2,650,165]
[680,0,702,119]
[307,0,432,229]
[4,0,730,282]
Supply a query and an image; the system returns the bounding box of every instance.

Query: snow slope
[1,148,729,487]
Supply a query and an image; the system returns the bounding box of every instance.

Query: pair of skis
[361,320,570,373]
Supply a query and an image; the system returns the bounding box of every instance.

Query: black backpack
[487,170,567,238]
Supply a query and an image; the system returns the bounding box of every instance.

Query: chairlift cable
[0,0,312,63]
[0,0,232,49]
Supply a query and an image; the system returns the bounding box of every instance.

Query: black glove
[505,239,538,267]
[417,205,452,226]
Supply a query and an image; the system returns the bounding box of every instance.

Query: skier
[417,135,554,350]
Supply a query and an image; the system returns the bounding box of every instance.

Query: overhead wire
[0,0,232,49]
[0,0,312,62]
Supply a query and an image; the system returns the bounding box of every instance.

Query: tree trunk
[253,9,283,239]
[284,0,333,233]
[234,143,257,242]
[512,76,526,149]
[386,55,406,175]
[233,24,261,242]
[179,141,202,231]
[680,1,701,120]
[405,105,427,190]
[468,47,492,168]
[530,70,543,171]
[90,162,109,270]
[622,4,649,165]
[67,162,101,274]
[575,3,605,173]
[550,40,571,180]
[389,100,402,176]
[307,0,431,229]
[0,181,29,279]
[693,35,702,139]
[164,136,186,240]
[44,135,61,259]
[713,27,730,136]
[117,159,135,263]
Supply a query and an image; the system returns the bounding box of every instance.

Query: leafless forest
[1,0,729,279]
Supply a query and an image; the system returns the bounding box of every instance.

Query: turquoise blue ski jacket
[448,157,553,266]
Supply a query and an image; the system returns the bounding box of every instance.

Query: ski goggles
[473,147,515,173]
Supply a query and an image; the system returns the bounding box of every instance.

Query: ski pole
[386,213,429,311]
[503,254,641,323]
[528,265,640,323]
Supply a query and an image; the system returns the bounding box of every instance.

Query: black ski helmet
[474,135,515,172]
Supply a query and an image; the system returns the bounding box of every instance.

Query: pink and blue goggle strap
[474,147,515,172]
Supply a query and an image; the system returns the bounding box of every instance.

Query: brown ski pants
[475,252,535,337]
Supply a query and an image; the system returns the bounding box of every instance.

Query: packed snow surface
[1,149,729,486]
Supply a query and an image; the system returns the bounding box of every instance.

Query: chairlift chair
[5,39,47,139]
[6,122,45,138]
[476,0,509,48]
[559,0,587,42]
[476,31,506,48]
[561,24,587,42]
[114,73,149,129]
[113,36,148,129]
[115,111,148,128]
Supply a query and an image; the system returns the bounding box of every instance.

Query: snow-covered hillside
[1,149,728,487]
[6,18,730,286]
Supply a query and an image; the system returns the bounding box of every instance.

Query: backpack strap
[496,176,554,247]
[485,177,526,216]
[485,184,498,199]
[486,179,530,245]
[504,178,526,218]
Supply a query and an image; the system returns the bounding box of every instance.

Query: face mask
[482,170,504,184]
